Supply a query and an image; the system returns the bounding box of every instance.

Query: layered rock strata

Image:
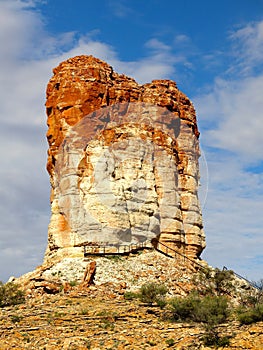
[45,55,205,262]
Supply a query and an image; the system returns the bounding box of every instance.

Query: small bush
[79,308,89,315]
[124,291,139,300]
[169,293,229,324]
[156,297,167,309]
[202,333,231,347]
[0,281,25,307]
[166,338,175,347]
[170,293,229,325]
[169,293,230,348]
[97,310,118,330]
[105,255,122,262]
[237,304,263,325]
[10,314,23,323]
[169,293,200,322]
[69,280,78,287]
[139,282,168,305]
[192,267,235,296]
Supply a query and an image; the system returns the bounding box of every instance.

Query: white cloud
[107,0,133,18]
[0,0,42,60]
[229,20,263,74]
[196,75,263,163]
[174,34,190,44]
[145,38,171,51]
[201,154,263,280]
[194,20,263,280]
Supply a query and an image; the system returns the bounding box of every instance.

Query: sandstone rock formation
[45,55,205,263]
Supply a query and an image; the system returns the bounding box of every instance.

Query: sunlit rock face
[45,55,205,262]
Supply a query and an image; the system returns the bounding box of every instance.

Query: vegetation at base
[202,333,231,348]
[192,267,235,296]
[122,273,263,347]
[236,278,263,325]
[168,292,231,347]
[165,338,175,347]
[0,281,25,308]
[236,304,263,325]
[69,280,78,287]
[124,282,168,306]
[10,314,23,323]
[105,255,123,262]
[123,291,139,300]
[169,292,229,323]
[139,282,168,306]
[96,310,118,330]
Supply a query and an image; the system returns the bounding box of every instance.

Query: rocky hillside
[5,249,263,349]
[1,279,262,349]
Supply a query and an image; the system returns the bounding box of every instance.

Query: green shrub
[237,303,263,325]
[0,281,25,307]
[169,293,230,347]
[10,314,23,323]
[156,297,167,309]
[169,293,229,324]
[166,338,175,347]
[97,310,118,330]
[139,282,168,305]
[105,255,122,262]
[192,267,235,296]
[213,268,235,294]
[169,293,200,322]
[69,280,78,287]
[202,333,231,347]
[124,291,139,300]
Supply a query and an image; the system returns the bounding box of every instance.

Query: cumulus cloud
[196,75,263,163]
[229,20,263,74]
[201,153,263,279]
[194,20,263,280]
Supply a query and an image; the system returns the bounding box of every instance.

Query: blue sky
[0,0,263,282]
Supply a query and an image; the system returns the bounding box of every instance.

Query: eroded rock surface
[45,55,205,263]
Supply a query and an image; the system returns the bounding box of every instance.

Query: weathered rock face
[45,55,205,262]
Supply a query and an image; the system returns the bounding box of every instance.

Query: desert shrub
[169,292,229,324]
[238,279,263,308]
[253,278,263,290]
[156,297,167,309]
[169,293,231,347]
[97,310,118,330]
[169,292,200,322]
[105,255,122,262]
[236,303,263,325]
[0,281,25,307]
[192,267,235,296]
[69,280,78,287]
[123,291,139,300]
[236,278,263,324]
[10,314,23,323]
[139,282,168,305]
[213,268,235,295]
[166,338,175,347]
[251,279,263,304]
[202,333,231,348]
